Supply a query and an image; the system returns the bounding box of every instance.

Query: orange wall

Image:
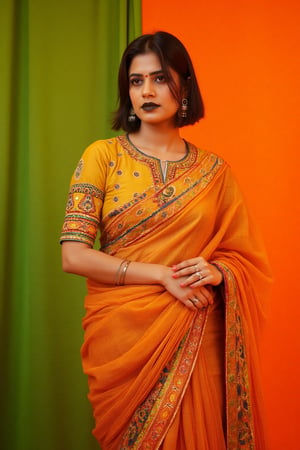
[142,1,300,448]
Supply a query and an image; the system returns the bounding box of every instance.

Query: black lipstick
[141,102,160,111]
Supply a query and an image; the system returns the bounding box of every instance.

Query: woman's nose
[142,78,155,97]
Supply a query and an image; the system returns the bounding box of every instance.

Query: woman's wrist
[156,265,172,286]
[124,262,170,286]
[209,262,224,286]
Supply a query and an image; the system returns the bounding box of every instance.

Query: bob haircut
[112,31,204,132]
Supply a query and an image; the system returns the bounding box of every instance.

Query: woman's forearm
[62,241,213,309]
[61,241,168,286]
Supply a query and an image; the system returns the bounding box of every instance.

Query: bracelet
[115,260,131,286]
[114,260,126,285]
[119,260,131,285]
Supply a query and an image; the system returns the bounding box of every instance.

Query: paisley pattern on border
[120,261,256,450]
[212,262,255,450]
[120,310,209,449]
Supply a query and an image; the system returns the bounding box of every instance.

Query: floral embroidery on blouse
[60,183,104,246]
[74,158,84,179]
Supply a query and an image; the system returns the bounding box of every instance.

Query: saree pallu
[61,137,272,449]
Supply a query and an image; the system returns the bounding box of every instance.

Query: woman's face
[128,51,181,127]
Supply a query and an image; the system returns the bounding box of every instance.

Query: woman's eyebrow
[129,70,164,77]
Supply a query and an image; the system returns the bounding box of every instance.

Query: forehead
[129,52,162,75]
[128,51,180,86]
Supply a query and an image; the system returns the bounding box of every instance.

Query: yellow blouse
[60,134,200,249]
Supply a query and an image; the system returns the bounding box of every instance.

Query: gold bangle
[119,260,131,286]
[115,260,131,286]
[115,260,126,285]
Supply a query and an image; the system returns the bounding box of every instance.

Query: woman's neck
[128,123,185,160]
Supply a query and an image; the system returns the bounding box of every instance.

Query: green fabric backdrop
[0,1,141,449]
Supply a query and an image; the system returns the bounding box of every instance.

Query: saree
[60,135,272,449]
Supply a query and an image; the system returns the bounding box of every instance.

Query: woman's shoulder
[187,140,229,167]
[84,135,123,153]
[78,135,125,164]
[70,136,125,183]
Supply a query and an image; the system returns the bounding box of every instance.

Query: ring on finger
[190,298,199,305]
[195,271,203,280]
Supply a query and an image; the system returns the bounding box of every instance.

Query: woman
[61,31,271,449]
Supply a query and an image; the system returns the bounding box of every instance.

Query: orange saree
[61,136,272,449]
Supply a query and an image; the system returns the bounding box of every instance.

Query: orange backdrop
[142,0,300,448]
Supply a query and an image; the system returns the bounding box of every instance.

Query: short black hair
[112,31,204,132]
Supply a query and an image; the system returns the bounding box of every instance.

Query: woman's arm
[62,241,167,285]
[62,241,213,309]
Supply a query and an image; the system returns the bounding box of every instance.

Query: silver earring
[128,108,136,122]
[180,98,188,118]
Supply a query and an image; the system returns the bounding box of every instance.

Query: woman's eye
[155,74,166,83]
[130,78,142,86]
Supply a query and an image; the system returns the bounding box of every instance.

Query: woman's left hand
[172,256,223,288]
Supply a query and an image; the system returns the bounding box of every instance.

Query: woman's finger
[193,286,214,304]
[173,257,205,272]
[185,297,208,310]
[172,257,208,279]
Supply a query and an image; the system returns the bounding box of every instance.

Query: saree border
[101,151,225,255]
[212,262,255,450]
[120,310,209,450]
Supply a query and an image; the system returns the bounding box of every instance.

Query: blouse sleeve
[60,140,109,247]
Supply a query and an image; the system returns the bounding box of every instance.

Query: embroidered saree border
[101,152,224,255]
[213,262,255,450]
[120,310,209,450]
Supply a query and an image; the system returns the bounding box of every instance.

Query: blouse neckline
[125,133,190,164]
[117,134,199,185]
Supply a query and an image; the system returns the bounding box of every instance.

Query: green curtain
[0,1,141,449]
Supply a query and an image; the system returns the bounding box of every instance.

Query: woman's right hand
[161,267,214,311]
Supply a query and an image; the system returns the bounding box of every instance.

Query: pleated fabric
[161,298,226,450]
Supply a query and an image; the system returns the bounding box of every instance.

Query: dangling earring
[128,107,136,122]
[180,98,188,118]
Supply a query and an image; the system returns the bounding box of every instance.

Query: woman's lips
[141,102,160,111]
